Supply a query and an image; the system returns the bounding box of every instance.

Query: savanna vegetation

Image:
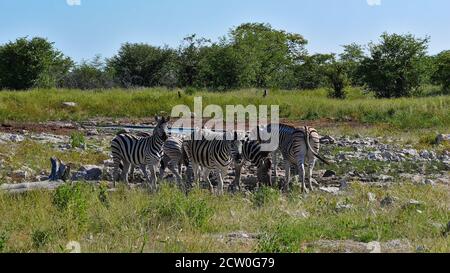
[0,23,449,98]
[0,182,448,253]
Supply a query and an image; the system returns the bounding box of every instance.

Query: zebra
[183,129,243,195]
[265,123,328,193]
[230,126,272,192]
[111,116,170,190]
[159,135,190,188]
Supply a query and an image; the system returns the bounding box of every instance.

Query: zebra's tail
[304,126,329,165]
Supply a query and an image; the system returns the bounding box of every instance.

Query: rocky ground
[0,121,448,195]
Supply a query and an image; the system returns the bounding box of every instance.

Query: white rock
[62,102,77,107]
[436,134,450,145]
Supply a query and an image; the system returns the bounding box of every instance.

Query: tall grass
[0,87,448,130]
[0,182,448,253]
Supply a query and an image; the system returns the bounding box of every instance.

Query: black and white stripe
[231,129,272,192]
[266,123,327,193]
[159,135,189,187]
[183,129,242,194]
[111,116,170,189]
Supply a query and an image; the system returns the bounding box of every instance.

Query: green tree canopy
[0,37,72,90]
[359,33,429,98]
[108,43,176,87]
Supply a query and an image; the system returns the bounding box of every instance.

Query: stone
[368,152,384,161]
[79,165,103,181]
[10,134,25,142]
[339,179,349,190]
[11,170,29,182]
[319,187,340,195]
[62,102,77,107]
[424,179,435,186]
[378,174,393,182]
[436,134,450,145]
[335,203,353,212]
[86,129,99,136]
[323,170,336,178]
[381,196,396,207]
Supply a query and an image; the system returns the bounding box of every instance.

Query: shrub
[431,50,450,94]
[252,186,280,208]
[31,229,52,248]
[359,33,429,98]
[70,132,86,149]
[325,61,348,99]
[0,37,72,89]
[0,231,8,252]
[150,185,213,229]
[52,183,89,224]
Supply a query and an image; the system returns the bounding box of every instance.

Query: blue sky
[0,0,449,62]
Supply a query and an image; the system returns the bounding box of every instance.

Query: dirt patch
[0,118,369,136]
[0,122,79,135]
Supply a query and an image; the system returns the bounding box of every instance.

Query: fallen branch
[0,180,65,194]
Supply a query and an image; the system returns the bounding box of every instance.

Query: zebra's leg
[298,153,307,194]
[159,156,168,181]
[204,169,214,193]
[112,160,121,188]
[168,160,183,188]
[283,160,291,192]
[149,164,158,191]
[217,168,227,195]
[140,164,151,189]
[308,157,317,191]
[121,162,132,185]
[230,163,243,193]
[272,151,278,186]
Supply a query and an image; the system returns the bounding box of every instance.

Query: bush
[52,183,89,224]
[431,50,450,94]
[108,43,176,88]
[359,33,429,98]
[252,186,280,207]
[0,231,8,252]
[325,61,348,99]
[150,185,213,229]
[70,132,86,149]
[0,37,72,90]
[61,55,115,89]
[31,229,52,248]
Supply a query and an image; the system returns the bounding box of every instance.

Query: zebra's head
[154,116,171,141]
[227,131,243,165]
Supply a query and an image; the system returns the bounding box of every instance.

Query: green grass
[0,87,448,130]
[0,182,448,253]
[0,140,108,181]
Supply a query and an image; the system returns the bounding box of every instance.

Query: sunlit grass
[0,87,448,130]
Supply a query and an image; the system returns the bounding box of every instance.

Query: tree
[431,50,450,94]
[339,43,365,86]
[291,53,334,89]
[108,43,175,88]
[0,37,72,90]
[61,55,115,90]
[198,42,240,90]
[324,60,349,99]
[358,33,429,98]
[229,23,307,88]
[177,35,210,88]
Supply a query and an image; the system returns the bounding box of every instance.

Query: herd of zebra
[110,116,329,194]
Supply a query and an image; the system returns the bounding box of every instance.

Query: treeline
[0,23,449,98]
